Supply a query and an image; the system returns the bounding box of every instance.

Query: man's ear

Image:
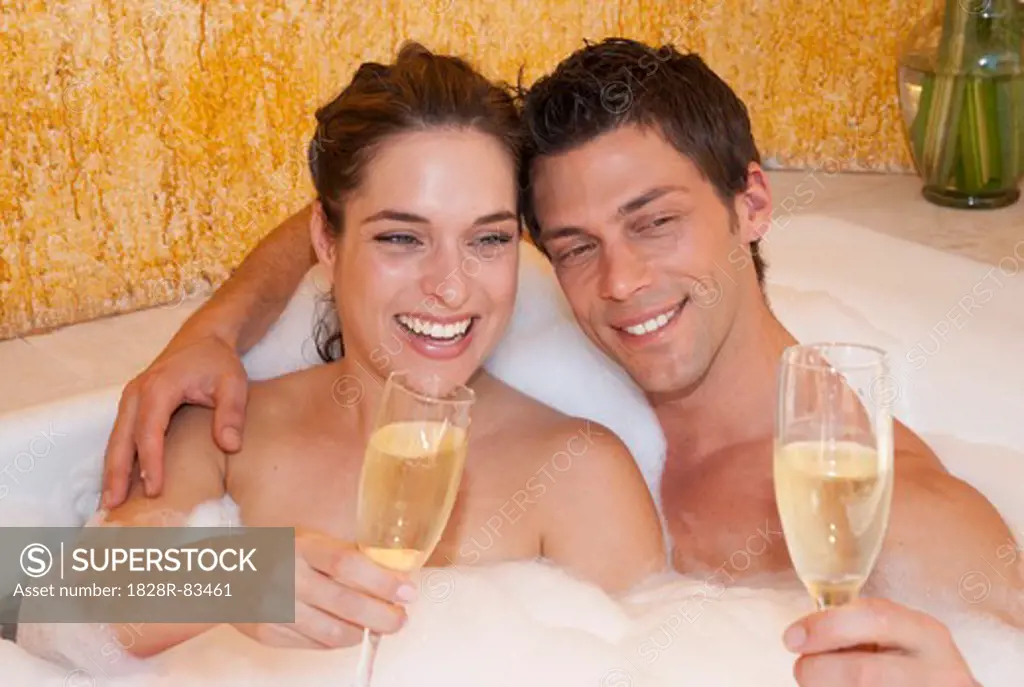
[735,162,773,244]
[309,200,337,280]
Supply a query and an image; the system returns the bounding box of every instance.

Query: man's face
[530,124,769,397]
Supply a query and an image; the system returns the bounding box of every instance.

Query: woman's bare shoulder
[475,373,571,424]
[476,375,632,470]
[244,364,338,428]
[473,381,665,590]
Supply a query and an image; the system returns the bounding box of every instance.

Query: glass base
[922,185,1021,210]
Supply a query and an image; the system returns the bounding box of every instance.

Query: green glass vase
[897,0,1023,209]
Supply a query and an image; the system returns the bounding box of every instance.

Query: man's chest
[660,441,792,578]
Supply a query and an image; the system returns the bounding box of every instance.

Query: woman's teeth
[622,303,683,336]
[396,314,473,341]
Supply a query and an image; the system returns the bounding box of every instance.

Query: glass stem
[354,628,381,687]
[816,588,857,610]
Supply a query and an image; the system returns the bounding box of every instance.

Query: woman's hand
[102,334,249,509]
[784,597,979,686]
[234,530,417,649]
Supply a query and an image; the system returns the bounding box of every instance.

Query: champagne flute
[353,371,474,687]
[774,343,896,610]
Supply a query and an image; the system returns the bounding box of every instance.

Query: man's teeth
[622,305,681,336]
[396,315,473,340]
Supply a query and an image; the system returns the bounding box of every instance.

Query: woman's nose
[420,248,470,309]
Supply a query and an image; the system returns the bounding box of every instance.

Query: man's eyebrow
[537,185,691,242]
[617,185,689,216]
[538,226,589,243]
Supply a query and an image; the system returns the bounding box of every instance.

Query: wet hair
[518,38,767,288]
[306,41,523,362]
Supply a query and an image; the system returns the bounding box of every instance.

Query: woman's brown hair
[306,42,523,362]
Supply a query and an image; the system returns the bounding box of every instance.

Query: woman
[97,43,666,657]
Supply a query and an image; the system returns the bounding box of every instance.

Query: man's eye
[641,216,678,231]
[556,243,593,264]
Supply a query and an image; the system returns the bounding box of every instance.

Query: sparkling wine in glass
[353,371,474,686]
[774,343,896,610]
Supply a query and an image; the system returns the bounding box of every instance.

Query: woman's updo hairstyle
[307,41,523,234]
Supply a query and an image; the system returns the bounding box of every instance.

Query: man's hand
[784,598,979,686]
[101,334,249,509]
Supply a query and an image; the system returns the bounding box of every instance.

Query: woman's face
[313,128,520,393]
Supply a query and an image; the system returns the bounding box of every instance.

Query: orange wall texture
[0,0,931,339]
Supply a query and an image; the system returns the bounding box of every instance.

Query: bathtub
[1,214,1023,686]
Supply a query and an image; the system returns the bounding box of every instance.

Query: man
[100,39,1004,685]
[516,40,1023,615]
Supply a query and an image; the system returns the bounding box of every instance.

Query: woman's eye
[477,232,514,246]
[375,233,422,246]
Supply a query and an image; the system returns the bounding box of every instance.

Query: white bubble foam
[6,558,1024,687]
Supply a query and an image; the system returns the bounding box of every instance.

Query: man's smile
[611,298,688,341]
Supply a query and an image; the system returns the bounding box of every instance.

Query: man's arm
[102,202,317,508]
[869,420,1024,627]
[174,201,317,354]
[538,419,667,594]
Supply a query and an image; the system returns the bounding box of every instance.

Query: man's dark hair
[519,38,767,287]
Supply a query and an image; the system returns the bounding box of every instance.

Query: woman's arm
[103,404,413,658]
[100,404,230,657]
[17,405,230,666]
[536,419,668,595]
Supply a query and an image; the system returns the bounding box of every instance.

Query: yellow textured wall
[0,0,931,339]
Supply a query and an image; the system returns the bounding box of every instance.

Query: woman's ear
[309,200,337,279]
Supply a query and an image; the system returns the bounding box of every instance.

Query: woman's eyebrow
[472,210,517,226]
[362,209,430,225]
[361,210,516,225]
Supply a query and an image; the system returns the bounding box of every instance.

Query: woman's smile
[394,312,480,360]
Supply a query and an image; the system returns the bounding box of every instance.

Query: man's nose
[598,242,652,302]
[420,247,470,309]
